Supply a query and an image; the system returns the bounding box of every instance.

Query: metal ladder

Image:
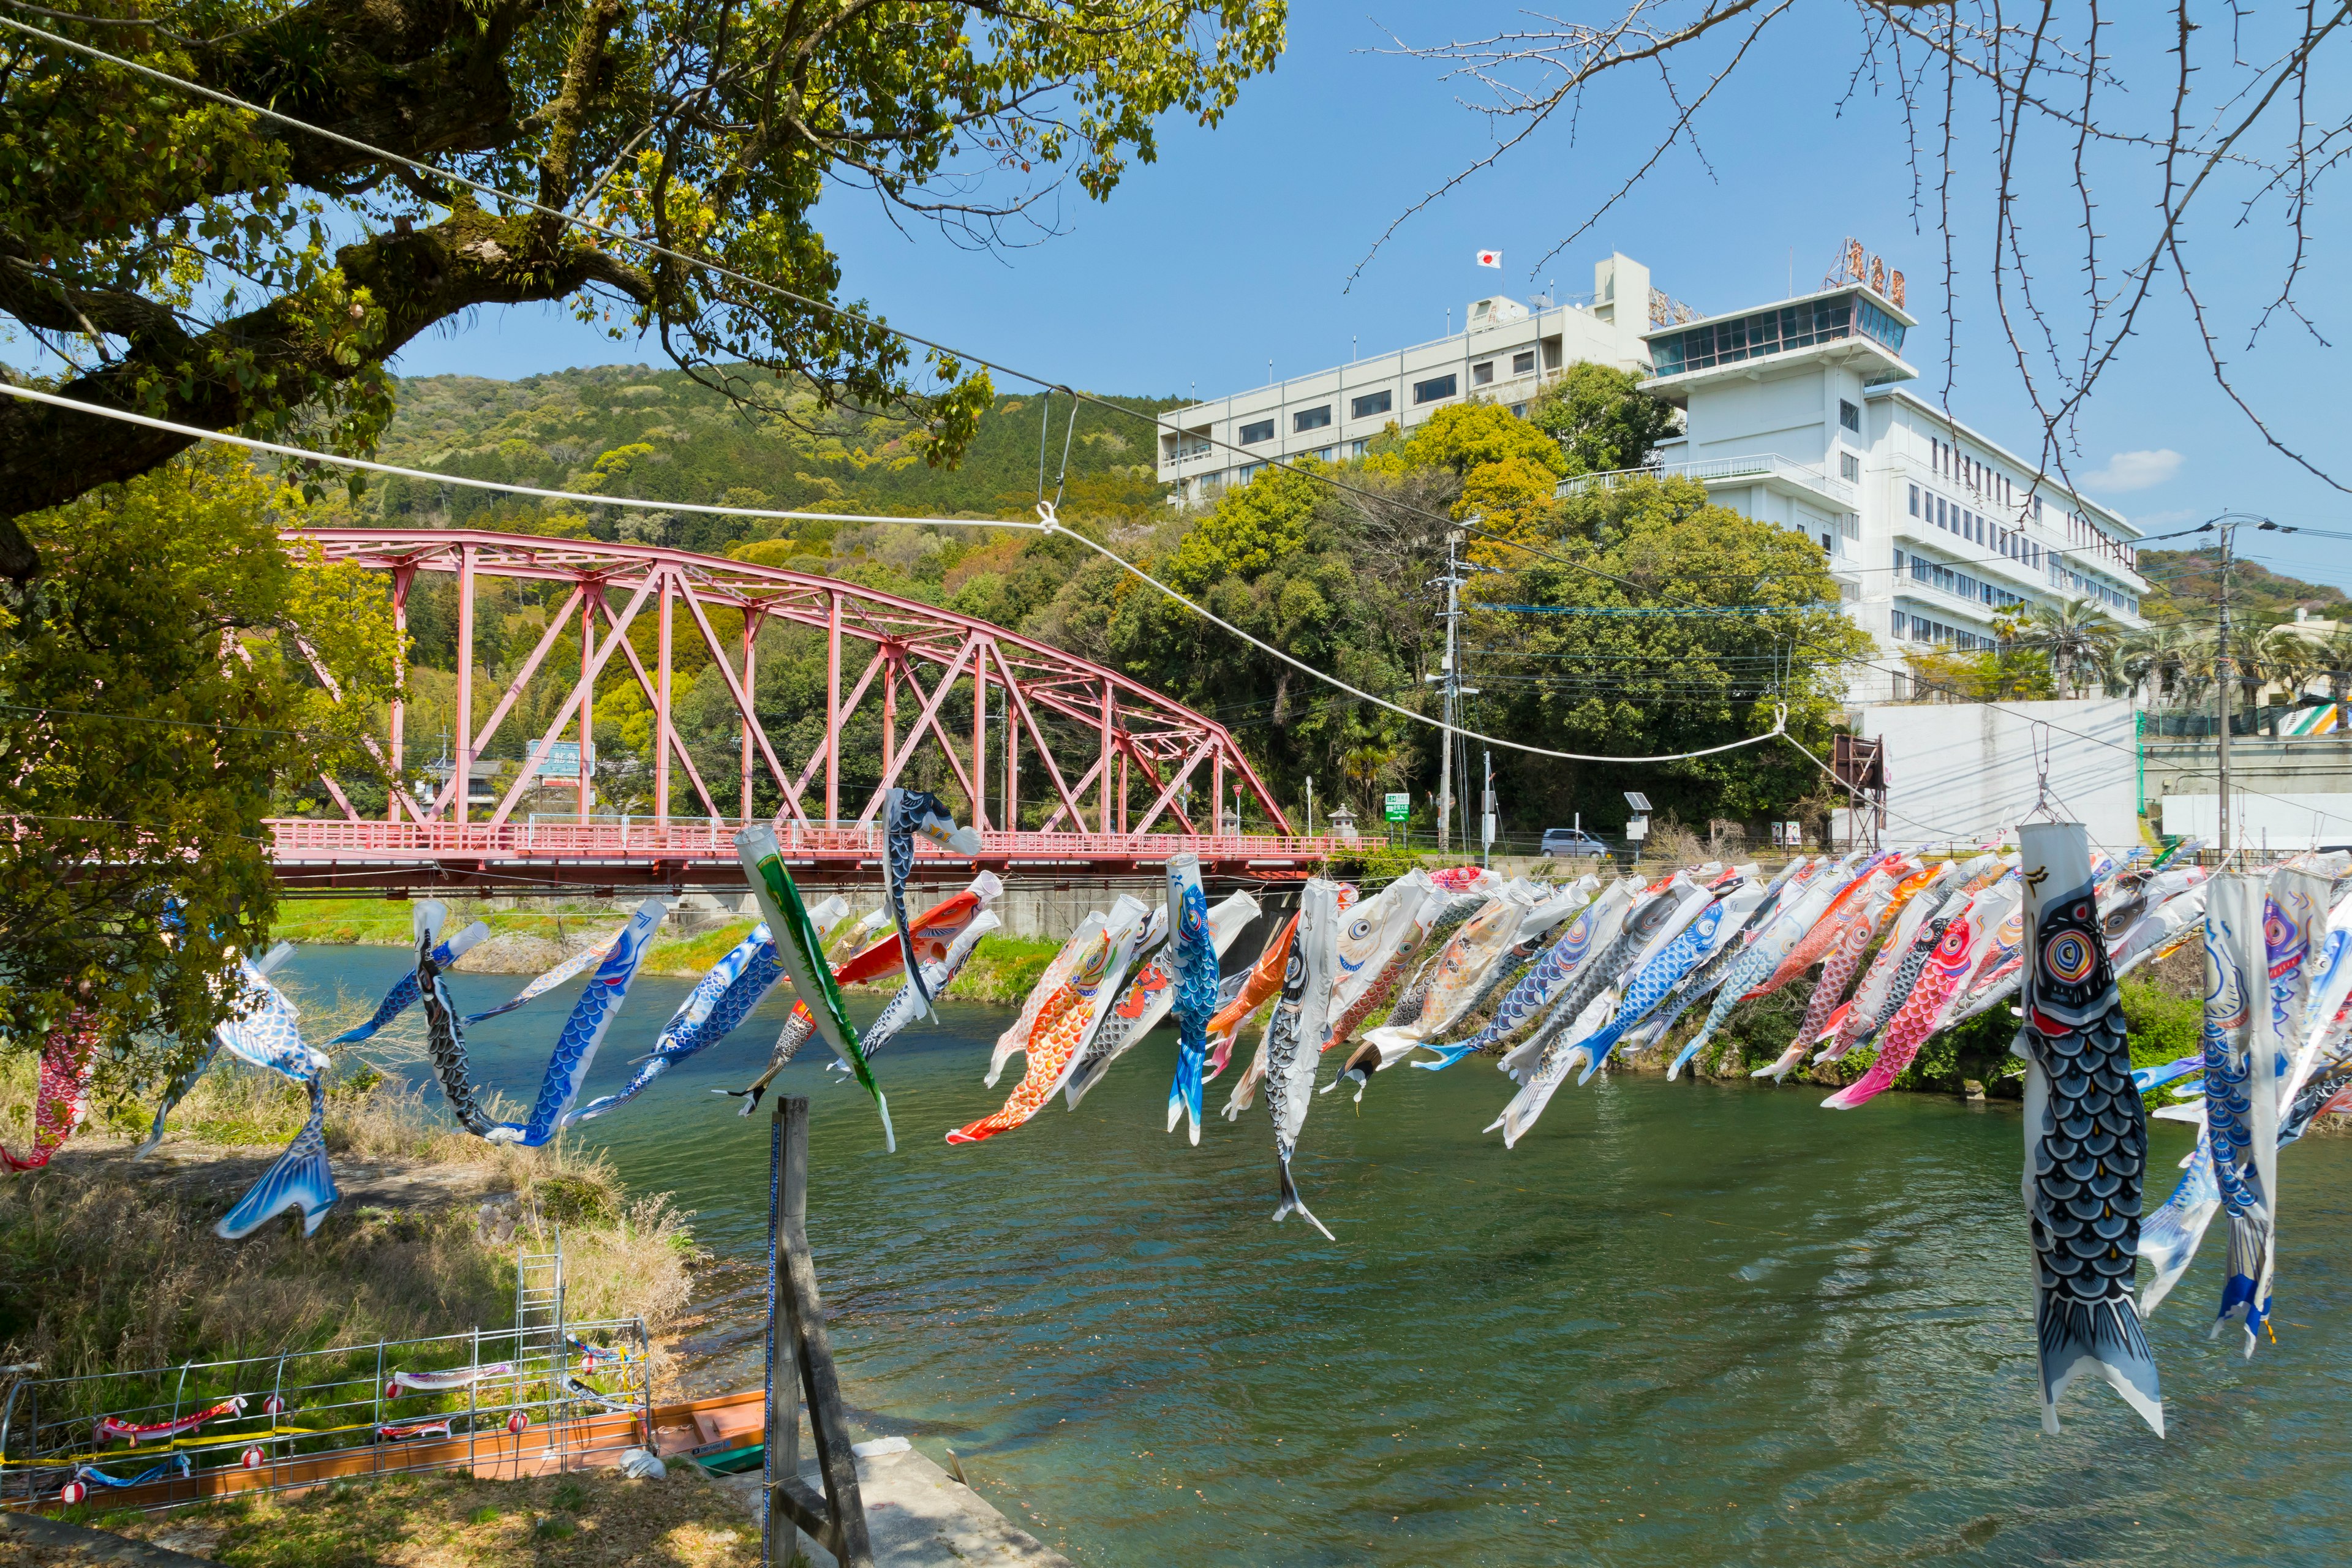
[514,1229,567,1465]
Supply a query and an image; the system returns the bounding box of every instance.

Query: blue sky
[390,6,2350,592]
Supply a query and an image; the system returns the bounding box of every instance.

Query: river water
[285,946,2352,1567]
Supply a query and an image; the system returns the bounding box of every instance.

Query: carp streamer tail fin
[2213,1210,2273,1357]
[1412,1041,1480,1071]
[2037,1292,2165,1438]
[1166,1061,1205,1145]
[216,1081,339,1240]
[1272,1158,1335,1242]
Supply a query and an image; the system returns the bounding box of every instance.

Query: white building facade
[1156,254,1657,500]
[1627,284,2147,700]
[1158,252,2149,701]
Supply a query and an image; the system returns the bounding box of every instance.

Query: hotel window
[1891,611,1909,639]
[1936,497,1948,527]
[1293,405,1332,434]
[1839,400,1861,432]
[1513,350,1537,375]
[1237,462,1261,482]
[1841,453,1861,482]
[1238,418,1274,445]
[1509,403,1528,418]
[1909,484,1920,516]
[1351,389,1392,420]
[1349,439,1370,456]
[1413,373,1458,404]
[1472,361,1495,386]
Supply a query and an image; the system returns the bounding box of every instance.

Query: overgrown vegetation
[0,970,699,1396]
[90,1465,758,1567]
[0,452,398,1086]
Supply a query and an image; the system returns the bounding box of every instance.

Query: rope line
[0,381,1792,767]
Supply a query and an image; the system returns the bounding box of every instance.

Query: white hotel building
[1156,251,2148,696]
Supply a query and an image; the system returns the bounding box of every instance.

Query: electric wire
[0,379,1793,766]
[10,18,2343,809]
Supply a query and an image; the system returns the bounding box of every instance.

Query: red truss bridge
[273,529,1341,894]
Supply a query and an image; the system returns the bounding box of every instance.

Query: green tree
[2019,597,2122,698]
[1525,362,1681,477]
[1472,476,1871,832]
[0,1,1286,573]
[0,451,396,1082]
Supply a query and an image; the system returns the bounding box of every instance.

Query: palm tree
[2119,623,2211,709]
[1343,742,1404,817]
[2316,624,2352,703]
[2255,623,2325,706]
[2024,598,2123,699]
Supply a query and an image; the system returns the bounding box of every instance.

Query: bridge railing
[264,818,1352,864]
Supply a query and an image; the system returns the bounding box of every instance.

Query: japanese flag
[1475,249,1502,269]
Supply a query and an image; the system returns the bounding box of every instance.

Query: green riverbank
[272,897,1063,1003]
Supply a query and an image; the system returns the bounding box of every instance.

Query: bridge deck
[266,818,1350,895]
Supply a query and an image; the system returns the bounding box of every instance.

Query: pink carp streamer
[1750,859,1888,999]
[1823,891,2005,1109]
[1,1011,99,1172]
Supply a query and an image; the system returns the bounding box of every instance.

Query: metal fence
[0,1316,650,1512]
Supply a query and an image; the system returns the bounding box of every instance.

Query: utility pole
[1430,527,1469,854]
[1481,749,1496,869]
[2215,518,2233,861]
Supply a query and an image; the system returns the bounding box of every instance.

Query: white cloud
[2084,448,2184,492]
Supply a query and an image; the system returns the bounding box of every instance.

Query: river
[284,944,2352,1567]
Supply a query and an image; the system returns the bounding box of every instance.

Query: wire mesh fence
[0,1314,650,1512]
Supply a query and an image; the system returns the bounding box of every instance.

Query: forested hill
[2139,547,2348,624]
[368,365,1180,551]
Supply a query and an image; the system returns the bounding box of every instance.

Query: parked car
[1539,827,1611,859]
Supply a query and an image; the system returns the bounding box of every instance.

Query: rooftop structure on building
[1158,245,2148,701]
[1156,254,1659,500]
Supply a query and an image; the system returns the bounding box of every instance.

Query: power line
[21,16,2323,816]
[0,380,1795,768]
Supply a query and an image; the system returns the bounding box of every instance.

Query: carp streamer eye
[2044,931,2096,984]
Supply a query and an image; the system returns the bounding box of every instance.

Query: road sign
[537,741,593,780]
[1384,793,1411,823]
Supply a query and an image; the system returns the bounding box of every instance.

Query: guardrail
[263,820,1350,864]
[1,1317,650,1512]
[1559,452,1857,508]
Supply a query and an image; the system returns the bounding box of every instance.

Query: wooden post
[766,1096,873,1568]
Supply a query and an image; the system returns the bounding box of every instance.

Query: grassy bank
[271,897,1063,997]
[0,973,701,1396]
[89,1466,758,1568]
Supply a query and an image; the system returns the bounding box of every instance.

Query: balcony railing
[1558,452,1856,508]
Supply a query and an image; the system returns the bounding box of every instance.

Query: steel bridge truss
[273,530,1324,892]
